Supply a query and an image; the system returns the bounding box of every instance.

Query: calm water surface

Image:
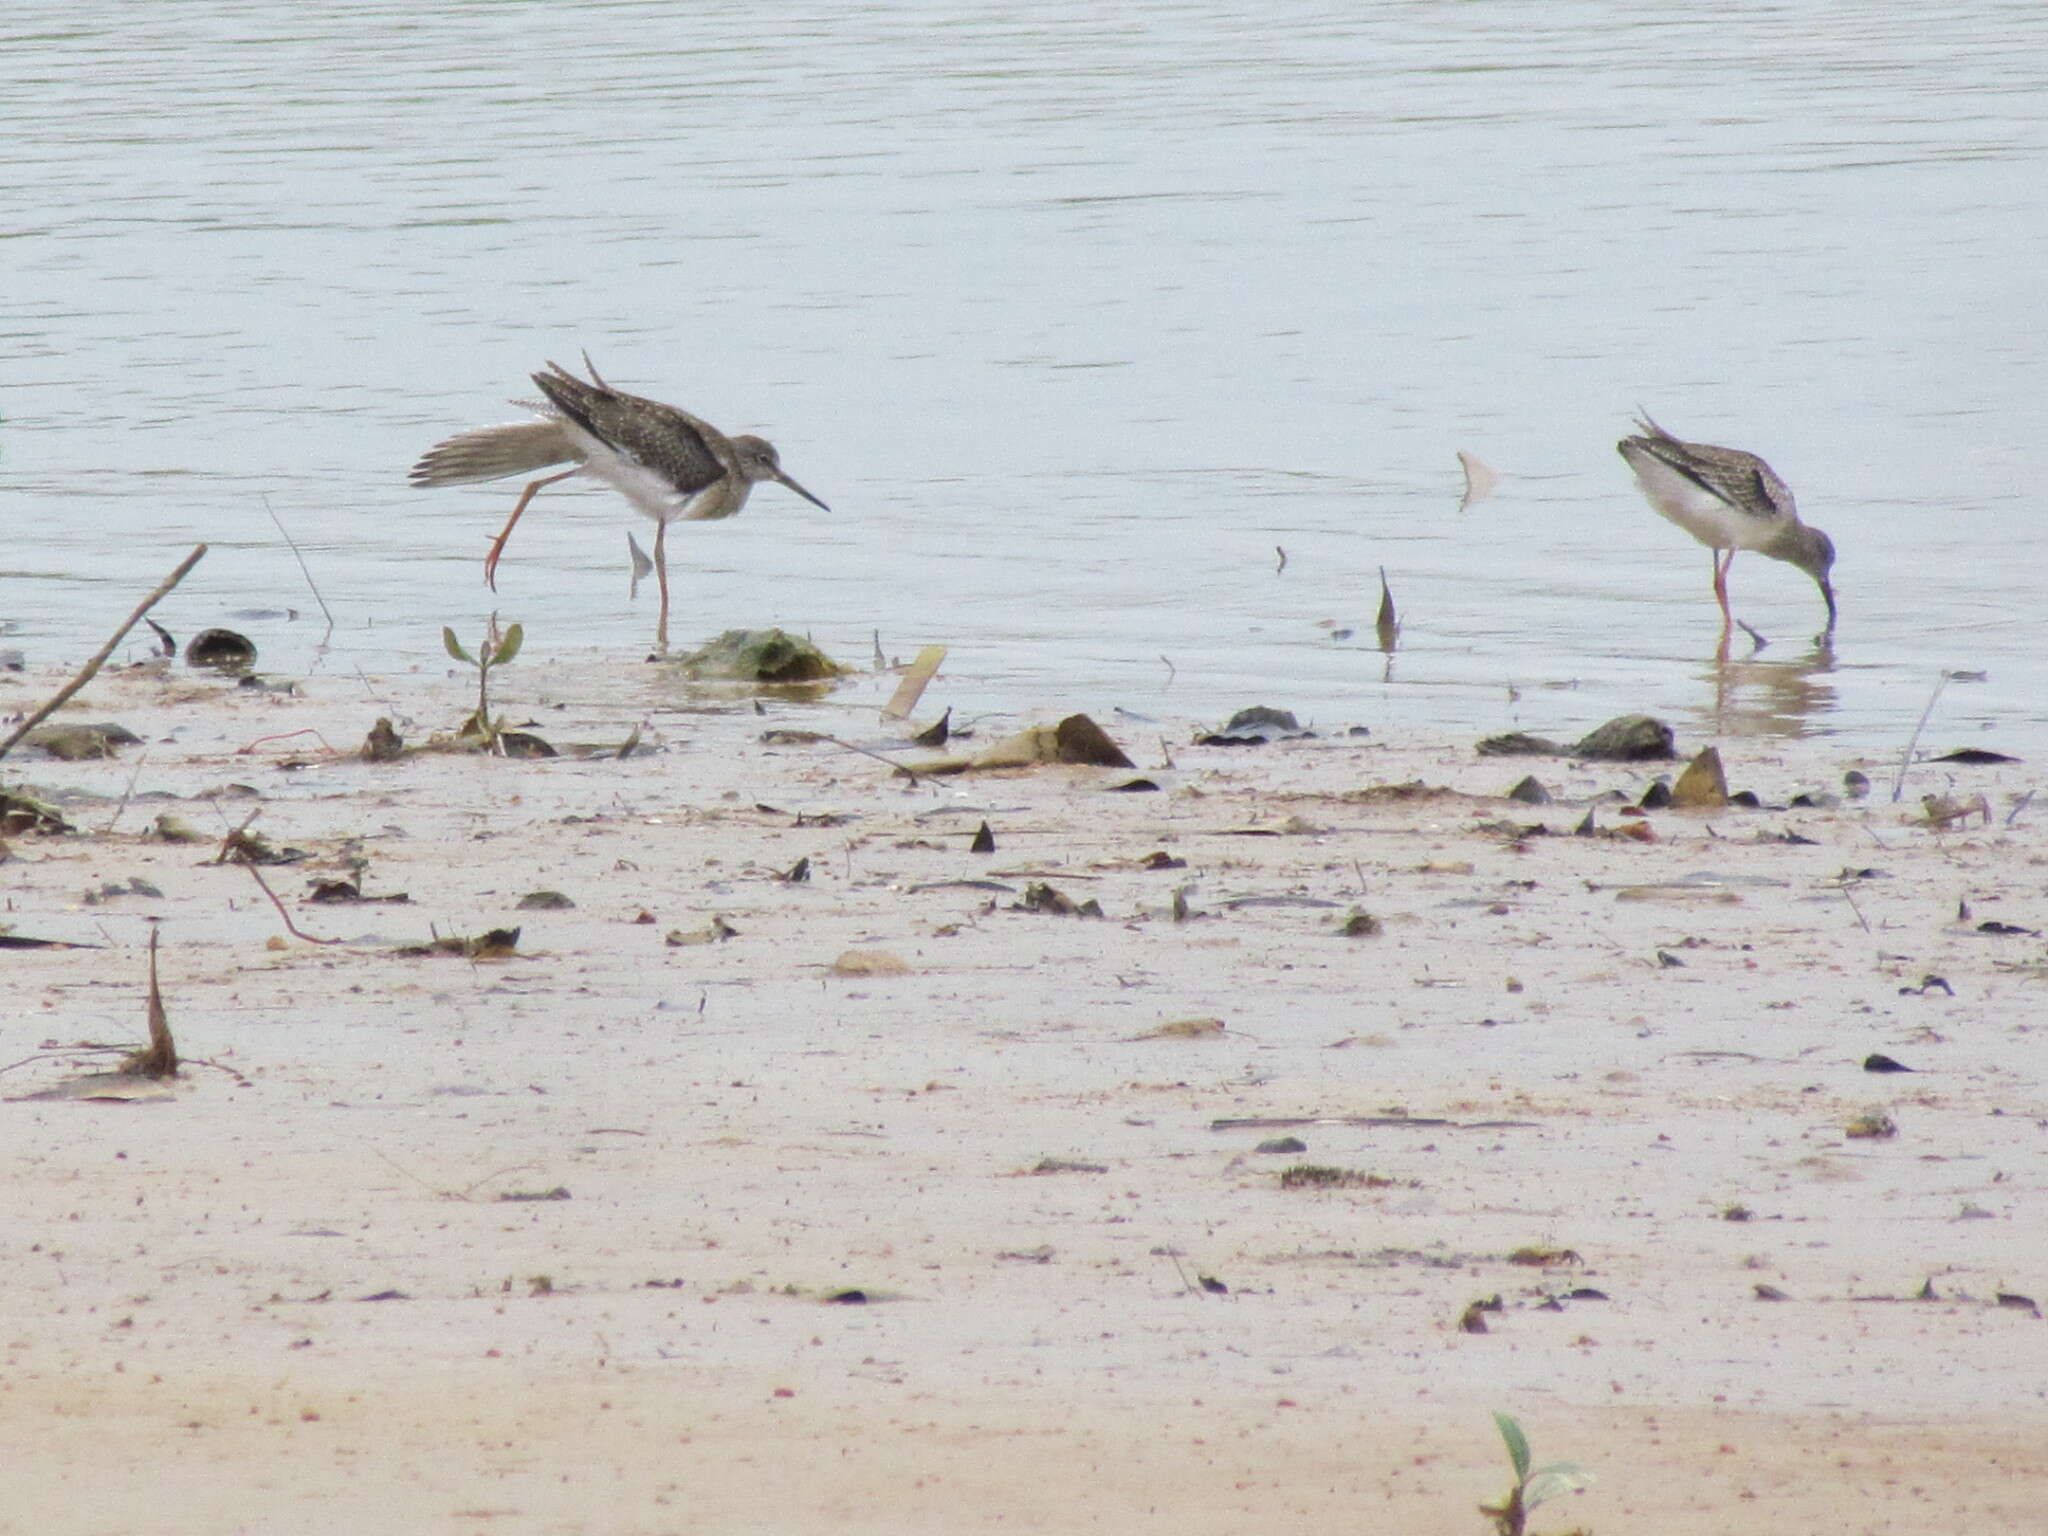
[7,3,2046,753]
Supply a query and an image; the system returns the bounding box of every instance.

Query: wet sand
[4,651,2044,1534]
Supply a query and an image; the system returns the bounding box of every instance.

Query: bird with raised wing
[410,359,828,652]
[1617,414,1835,646]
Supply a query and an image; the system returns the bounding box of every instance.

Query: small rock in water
[26,722,142,760]
[1223,706,1300,734]
[675,628,842,684]
[1573,715,1677,762]
[1201,706,1309,745]
[186,628,258,671]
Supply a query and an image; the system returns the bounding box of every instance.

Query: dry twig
[0,544,209,763]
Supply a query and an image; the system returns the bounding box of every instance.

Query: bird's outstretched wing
[409,418,578,487]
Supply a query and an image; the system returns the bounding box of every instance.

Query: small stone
[1221,706,1302,737]
[186,628,258,670]
[1476,731,1566,757]
[25,722,142,760]
[1572,714,1677,762]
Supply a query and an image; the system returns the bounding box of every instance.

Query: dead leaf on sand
[882,644,947,720]
[666,916,738,947]
[122,929,179,1079]
[1014,883,1103,918]
[1919,793,1990,830]
[397,927,523,959]
[922,714,1133,774]
[1027,1157,1108,1176]
[1670,746,1729,809]
[1844,1108,1899,1140]
[831,949,912,977]
[1278,1165,1399,1190]
[1139,1017,1226,1040]
[9,930,180,1102]
[361,717,405,762]
[1506,1245,1583,1268]
[15,1074,177,1104]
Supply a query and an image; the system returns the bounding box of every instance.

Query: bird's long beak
[777,470,830,512]
[1819,579,1838,632]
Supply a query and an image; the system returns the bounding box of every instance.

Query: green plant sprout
[1479,1411,1591,1536]
[443,618,523,752]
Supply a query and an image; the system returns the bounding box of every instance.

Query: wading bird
[1617,414,1835,649]
[411,358,828,652]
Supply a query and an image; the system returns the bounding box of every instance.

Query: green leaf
[442,626,475,665]
[1492,1411,1531,1483]
[1522,1465,1591,1509]
[492,622,525,667]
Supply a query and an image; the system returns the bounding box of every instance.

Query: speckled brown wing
[531,364,732,499]
[1629,418,1796,524]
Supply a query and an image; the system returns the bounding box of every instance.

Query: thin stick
[0,544,208,763]
[1836,880,1871,934]
[240,859,340,945]
[820,735,921,785]
[103,749,150,835]
[1890,671,1951,803]
[263,495,336,639]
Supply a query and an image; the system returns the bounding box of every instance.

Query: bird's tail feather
[409,420,577,487]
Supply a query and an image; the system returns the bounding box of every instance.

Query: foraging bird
[1617,414,1836,641]
[410,358,829,652]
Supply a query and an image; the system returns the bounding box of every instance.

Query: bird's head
[731,435,830,512]
[1788,525,1837,630]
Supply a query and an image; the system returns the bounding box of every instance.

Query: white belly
[561,422,743,525]
[1622,448,1765,553]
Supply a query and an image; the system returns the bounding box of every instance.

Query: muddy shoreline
[4,651,2044,1533]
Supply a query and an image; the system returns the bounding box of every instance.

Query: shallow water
[7,3,2046,753]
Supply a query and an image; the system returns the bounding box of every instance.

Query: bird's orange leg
[1711,549,1736,630]
[1709,549,1737,662]
[483,468,580,591]
[653,519,671,655]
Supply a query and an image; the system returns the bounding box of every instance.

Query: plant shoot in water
[443,618,524,752]
[1479,1412,1590,1536]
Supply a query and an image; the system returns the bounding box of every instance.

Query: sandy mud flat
[3,651,2044,1534]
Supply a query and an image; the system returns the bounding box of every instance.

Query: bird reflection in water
[1690,633,1838,741]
